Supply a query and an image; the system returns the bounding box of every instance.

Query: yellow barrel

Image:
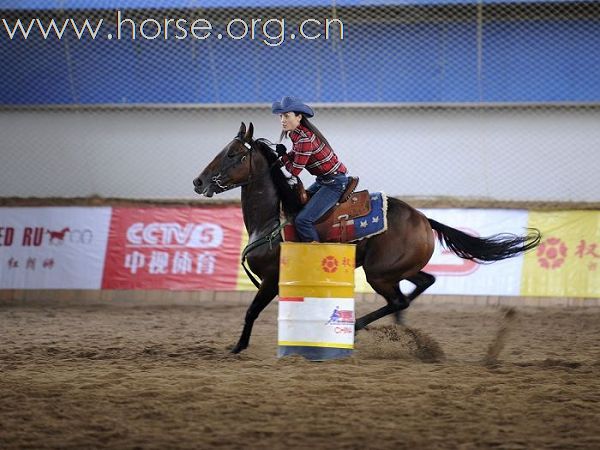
[278,242,356,361]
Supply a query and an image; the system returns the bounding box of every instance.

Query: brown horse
[193,123,540,354]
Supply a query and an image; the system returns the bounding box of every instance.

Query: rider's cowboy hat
[271,96,314,118]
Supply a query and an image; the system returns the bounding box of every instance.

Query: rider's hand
[275,144,287,158]
[287,175,299,187]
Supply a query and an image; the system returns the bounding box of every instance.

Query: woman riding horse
[272,96,349,242]
[193,122,541,354]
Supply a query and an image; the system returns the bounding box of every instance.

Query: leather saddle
[314,189,371,240]
[291,177,371,242]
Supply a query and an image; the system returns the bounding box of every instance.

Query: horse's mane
[253,138,303,217]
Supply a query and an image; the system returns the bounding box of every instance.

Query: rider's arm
[284,132,318,177]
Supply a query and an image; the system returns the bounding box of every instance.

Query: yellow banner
[521,211,600,298]
[236,226,256,291]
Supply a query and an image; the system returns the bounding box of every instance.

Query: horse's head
[193,122,257,197]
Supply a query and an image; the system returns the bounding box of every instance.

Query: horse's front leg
[231,276,278,354]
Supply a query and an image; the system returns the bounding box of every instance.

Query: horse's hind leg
[394,271,436,324]
[355,277,409,331]
[406,271,436,301]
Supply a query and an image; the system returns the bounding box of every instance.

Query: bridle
[208,135,285,289]
[210,136,255,192]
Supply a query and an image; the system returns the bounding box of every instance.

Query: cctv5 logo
[126,222,223,248]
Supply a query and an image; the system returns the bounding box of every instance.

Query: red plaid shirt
[282,124,347,177]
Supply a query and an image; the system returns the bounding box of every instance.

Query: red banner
[102,207,244,290]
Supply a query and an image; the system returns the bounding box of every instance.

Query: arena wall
[0,203,598,305]
[1,106,599,202]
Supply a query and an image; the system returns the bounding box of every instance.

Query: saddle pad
[283,192,388,243]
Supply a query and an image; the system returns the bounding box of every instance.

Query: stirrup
[339,176,359,203]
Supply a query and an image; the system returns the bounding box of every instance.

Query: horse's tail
[428,219,541,263]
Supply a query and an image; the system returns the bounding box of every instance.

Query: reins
[240,219,288,289]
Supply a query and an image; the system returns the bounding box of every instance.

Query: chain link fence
[1,1,599,203]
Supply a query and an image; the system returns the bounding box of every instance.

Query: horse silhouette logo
[326,306,354,325]
[47,227,70,244]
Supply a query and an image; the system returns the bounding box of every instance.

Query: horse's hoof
[395,311,406,325]
[230,344,245,354]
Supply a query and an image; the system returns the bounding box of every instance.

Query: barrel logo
[321,255,339,273]
[326,306,354,325]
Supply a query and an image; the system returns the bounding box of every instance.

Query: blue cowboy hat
[271,96,314,118]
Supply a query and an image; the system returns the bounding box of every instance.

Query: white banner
[355,208,529,296]
[417,209,528,296]
[0,207,111,289]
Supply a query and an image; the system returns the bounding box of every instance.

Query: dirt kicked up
[1,299,599,449]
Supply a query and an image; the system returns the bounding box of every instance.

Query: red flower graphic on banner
[322,255,338,273]
[537,237,567,269]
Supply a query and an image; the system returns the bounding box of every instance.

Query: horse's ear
[238,122,246,138]
[244,122,254,142]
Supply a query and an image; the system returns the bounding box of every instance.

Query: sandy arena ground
[1,297,599,449]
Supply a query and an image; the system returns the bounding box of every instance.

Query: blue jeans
[295,173,347,242]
